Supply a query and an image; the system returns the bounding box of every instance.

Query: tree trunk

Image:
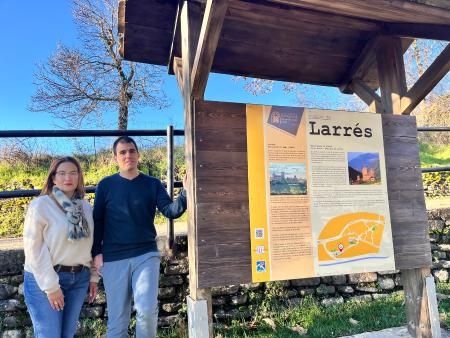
[118,87,129,130]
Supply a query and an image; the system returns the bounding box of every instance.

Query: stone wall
[1,208,449,337]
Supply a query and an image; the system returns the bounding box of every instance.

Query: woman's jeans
[24,269,89,338]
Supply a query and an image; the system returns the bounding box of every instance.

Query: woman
[23,157,99,338]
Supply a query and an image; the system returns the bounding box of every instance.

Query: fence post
[166,125,175,250]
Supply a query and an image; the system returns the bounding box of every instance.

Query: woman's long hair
[40,157,86,198]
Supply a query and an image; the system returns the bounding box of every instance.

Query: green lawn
[155,284,450,338]
[420,143,450,167]
[156,292,406,338]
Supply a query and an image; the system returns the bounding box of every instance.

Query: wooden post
[376,36,438,338]
[180,1,213,337]
[166,125,175,251]
[376,36,407,114]
[178,1,229,336]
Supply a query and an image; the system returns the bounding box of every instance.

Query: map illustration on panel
[317,212,387,266]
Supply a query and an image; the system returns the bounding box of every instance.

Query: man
[92,136,187,338]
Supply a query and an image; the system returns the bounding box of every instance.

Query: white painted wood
[187,295,210,338]
[425,276,442,338]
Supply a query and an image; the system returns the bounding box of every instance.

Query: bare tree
[404,40,449,144]
[234,40,448,126]
[30,0,168,130]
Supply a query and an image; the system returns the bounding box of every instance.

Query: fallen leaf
[291,325,307,335]
[263,318,276,331]
[349,318,359,325]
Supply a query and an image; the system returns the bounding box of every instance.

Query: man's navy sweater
[92,173,187,262]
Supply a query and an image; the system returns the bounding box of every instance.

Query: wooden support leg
[377,36,439,337]
[179,1,215,336]
[187,289,213,338]
[402,268,441,337]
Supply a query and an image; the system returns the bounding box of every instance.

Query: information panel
[247,105,395,282]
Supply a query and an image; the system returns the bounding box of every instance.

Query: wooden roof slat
[213,37,350,86]
[120,23,174,65]
[229,0,382,32]
[221,16,365,60]
[119,0,449,88]
[266,0,450,24]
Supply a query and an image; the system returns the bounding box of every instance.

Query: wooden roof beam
[173,57,184,93]
[339,35,382,94]
[401,43,450,115]
[168,2,183,75]
[383,23,450,41]
[265,0,450,24]
[191,0,229,99]
[376,36,407,114]
[350,79,384,113]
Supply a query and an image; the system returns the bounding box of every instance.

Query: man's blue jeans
[102,252,160,338]
[24,269,89,338]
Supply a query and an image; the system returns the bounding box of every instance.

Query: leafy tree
[30,0,168,130]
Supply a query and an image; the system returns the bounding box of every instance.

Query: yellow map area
[318,212,385,261]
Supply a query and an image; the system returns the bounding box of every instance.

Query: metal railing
[0,128,185,249]
[417,126,450,174]
[0,127,448,196]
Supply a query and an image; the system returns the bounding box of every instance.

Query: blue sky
[0,1,371,154]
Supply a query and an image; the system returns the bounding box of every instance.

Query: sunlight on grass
[420,143,450,167]
[208,293,406,338]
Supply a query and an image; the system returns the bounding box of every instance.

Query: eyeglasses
[55,171,79,178]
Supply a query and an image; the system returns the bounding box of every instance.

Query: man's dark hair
[113,136,139,155]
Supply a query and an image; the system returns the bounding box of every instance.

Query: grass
[21,284,450,337]
[215,293,406,338]
[437,282,450,329]
[420,142,450,167]
[158,285,450,337]
[155,293,407,338]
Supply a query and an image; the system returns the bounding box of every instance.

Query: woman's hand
[88,282,98,303]
[94,254,103,275]
[47,288,64,311]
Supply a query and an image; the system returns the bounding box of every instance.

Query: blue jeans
[102,252,160,338]
[24,269,90,338]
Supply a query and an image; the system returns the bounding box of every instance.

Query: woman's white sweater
[23,195,99,294]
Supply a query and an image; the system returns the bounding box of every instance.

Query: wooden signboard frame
[191,100,431,288]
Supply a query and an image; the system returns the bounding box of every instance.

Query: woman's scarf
[52,186,90,241]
